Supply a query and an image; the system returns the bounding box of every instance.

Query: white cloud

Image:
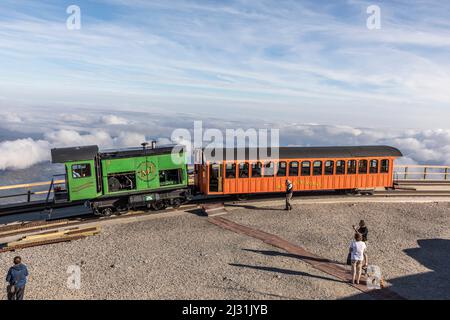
[100,115,129,125]
[2,112,23,123]
[0,138,50,170]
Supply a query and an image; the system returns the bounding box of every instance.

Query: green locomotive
[51,143,191,216]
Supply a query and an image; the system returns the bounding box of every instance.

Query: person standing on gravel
[5,256,29,300]
[349,233,368,285]
[285,179,293,211]
[353,220,368,242]
[353,220,369,271]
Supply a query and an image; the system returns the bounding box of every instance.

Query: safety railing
[394,165,450,182]
[0,178,65,203]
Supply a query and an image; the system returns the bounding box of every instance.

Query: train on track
[48,143,403,216]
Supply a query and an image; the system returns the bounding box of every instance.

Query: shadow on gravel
[342,238,450,300]
[226,204,283,211]
[229,263,344,284]
[186,208,207,216]
[242,248,346,266]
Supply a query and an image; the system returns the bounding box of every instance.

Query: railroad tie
[208,216,406,300]
[201,203,228,216]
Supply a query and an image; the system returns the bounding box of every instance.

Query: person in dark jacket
[6,256,28,300]
[285,179,294,211]
[353,220,368,242]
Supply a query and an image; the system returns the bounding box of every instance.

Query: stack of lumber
[0,226,100,253]
[0,220,72,238]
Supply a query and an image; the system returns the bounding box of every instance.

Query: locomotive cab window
[348,160,357,174]
[72,163,91,179]
[239,162,249,178]
[325,160,334,175]
[369,160,379,174]
[381,159,390,173]
[277,161,287,176]
[336,160,346,175]
[358,160,368,174]
[264,162,274,177]
[225,163,236,178]
[289,161,299,176]
[301,161,311,176]
[313,161,323,176]
[159,169,182,186]
[251,162,262,177]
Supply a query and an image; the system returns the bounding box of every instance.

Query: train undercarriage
[88,188,192,217]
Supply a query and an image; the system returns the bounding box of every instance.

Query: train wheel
[172,198,182,209]
[101,207,114,217]
[236,194,248,201]
[151,201,167,211]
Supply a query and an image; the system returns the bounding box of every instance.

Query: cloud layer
[1,109,450,172]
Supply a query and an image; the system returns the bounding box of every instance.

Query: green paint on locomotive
[64,149,187,202]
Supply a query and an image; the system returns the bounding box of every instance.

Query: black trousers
[7,286,25,300]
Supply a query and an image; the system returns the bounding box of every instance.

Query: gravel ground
[0,200,448,300]
[226,200,450,299]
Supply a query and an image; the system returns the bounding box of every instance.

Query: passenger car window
[252,162,262,177]
[358,160,368,174]
[348,160,357,174]
[369,160,379,174]
[289,161,299,176]
[238,162,249,178]
[72,163,91,179]
[313,161,323,176]
[264,162,274,177]
[336,160,345,175]
[301,161,311,176]
[277,161,287,176]
[380,159,390,173]
[325,160,334,175]
[225,163,236,178]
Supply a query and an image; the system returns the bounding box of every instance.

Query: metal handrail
[394,165,450,181]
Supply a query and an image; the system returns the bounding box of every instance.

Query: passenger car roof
[201,146,403,161]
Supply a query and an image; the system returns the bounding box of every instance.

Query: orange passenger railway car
[194,146,403,196]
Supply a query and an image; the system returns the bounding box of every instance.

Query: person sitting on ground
[6,256,29,300]
[349,233,368,285]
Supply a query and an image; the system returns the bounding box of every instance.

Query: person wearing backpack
[6,256,29,300]
[285,179,294,211]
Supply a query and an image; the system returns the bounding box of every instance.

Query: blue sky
[0,0,450,128]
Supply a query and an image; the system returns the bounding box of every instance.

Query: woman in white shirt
[349,233,368,284]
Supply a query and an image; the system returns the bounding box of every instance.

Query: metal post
[445,168,448,181]
[27,190,31,202]
[423,167,427,180]
[404,167,408,180]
